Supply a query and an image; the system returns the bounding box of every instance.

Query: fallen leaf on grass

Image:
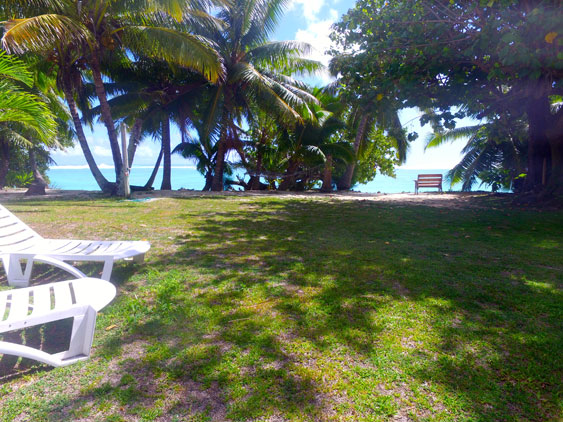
[105,324,117,331]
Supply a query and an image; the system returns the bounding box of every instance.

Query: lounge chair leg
[65,307,97,360]
[3,255,34,287]
[101,260,114,281]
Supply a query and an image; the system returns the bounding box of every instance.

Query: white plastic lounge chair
[0,277,116,367]
[0,203,150,286]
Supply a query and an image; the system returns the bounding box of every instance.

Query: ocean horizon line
[50,164,198,170]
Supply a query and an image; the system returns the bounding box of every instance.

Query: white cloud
[295,17,335,66]
[93,145,112,157]
[135,144,158,158]
[295,15,337,83]
[288,0,327,23]
[288,0,340,84]
[54,145,83,157]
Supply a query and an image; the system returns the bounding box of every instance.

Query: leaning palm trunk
[144,147,163,190]
[62,81,114,193]
[90,52,122,181]
[337,114,369,190]
[126,119,144,168]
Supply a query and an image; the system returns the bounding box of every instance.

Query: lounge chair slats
[32,285,52,314]
[6,289,31,321]
[0,204,150,286]
[0,277,116,366]
[53,282,73,310]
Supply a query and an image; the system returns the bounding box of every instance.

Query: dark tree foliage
[330,0,563,197]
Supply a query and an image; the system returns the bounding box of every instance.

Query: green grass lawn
[0,195,561,421]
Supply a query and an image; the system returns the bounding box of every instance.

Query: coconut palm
[334,96,408,191]
[84,57,210,190]
[2,0,223,193]
[192,0,322,191]
[426,118,528,192]
[0,51,58,187]
[275,101,352,191]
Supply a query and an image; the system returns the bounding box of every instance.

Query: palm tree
[0,51,58,187]
[275,100,352,191]
[173,137,217,191]
[426,118,528,192]
[193,0,321,191]
[85,57,210,190]
[334,97,408,191]
[2,0,223,193]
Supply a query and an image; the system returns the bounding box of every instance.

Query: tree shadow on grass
[136,197,562,421]
[2,197,560,421]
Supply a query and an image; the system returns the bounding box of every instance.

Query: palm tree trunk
[203,170,213,191]
[211,139,226,191]
[337,113,369,190]
[279,159,298,191]
[90,51,122,180]
[127,118,144,168]
[211,108,230,192]
[0,137,10,189]
[250,152,263,190]
[25,148,47,196]
[161,117,172,190]
[320,155,333,192]
[524,94,551,192]
[144,147,163,190]
[546,132,563,196]
[62,80,114,193]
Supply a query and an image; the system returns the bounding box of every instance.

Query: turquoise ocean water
[46,166,483,193]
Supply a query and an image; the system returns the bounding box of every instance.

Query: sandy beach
[0,188,502,209]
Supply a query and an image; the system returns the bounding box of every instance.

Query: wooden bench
[414,174,443,194]
[0,277,116,367]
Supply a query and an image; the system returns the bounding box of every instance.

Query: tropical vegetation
[1,0,562,195]
[330,0,563,198]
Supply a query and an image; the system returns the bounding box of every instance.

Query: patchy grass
[0,195,561,421]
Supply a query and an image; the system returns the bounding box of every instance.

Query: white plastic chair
[0,203,150,286]
[0,277,116,367]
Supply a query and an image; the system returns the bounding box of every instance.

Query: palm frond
[0,51,33,87]
[248,41,312,63]
[425,125,483,150]
[2,15,92,54]
[122,26,223,82]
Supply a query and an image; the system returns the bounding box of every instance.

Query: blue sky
[51,0,466,170]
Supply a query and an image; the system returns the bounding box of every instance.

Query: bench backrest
[416,174,442,186]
